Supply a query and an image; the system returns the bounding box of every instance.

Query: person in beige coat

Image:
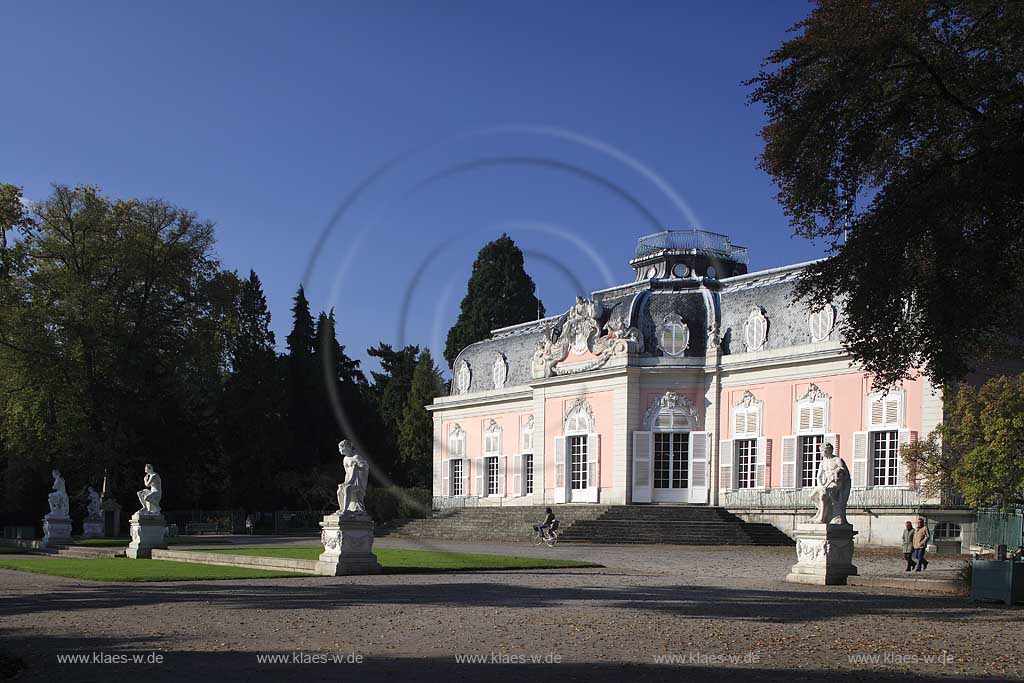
[913,517,930,571]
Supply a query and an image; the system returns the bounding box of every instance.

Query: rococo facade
[428,230,971,548]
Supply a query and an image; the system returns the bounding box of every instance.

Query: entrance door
[652,431,689,503]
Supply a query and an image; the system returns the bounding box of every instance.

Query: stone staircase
[557,505,794,546]
[378,505,609,542]
[379,505,793,546]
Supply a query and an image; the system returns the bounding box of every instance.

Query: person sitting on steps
[535,507,558,539]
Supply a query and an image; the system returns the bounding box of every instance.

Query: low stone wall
[151,549,318,575]
[728,507,976,551]
[0,538,44,550]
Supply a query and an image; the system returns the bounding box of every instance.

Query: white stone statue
[136,464,162,515]
[336,440,369,515]
[47,469,70,517]
[86,485,102,518]
[808,443,851,525]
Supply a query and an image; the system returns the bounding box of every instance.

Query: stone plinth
[41,514,72,547]
[785,522,858,586]
[316,512,382,576]
[101,499,122,537]
[126,512,168,559]
[82,516,105,539]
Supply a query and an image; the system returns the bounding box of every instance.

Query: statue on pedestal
[47,469,70,517]
[336,440,369,516]
[86,486,102,518]
[135,464,162,516]
[808,443,851,525]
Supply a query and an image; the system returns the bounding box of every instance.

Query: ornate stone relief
[642,391,698,429]
[455,360,472,394]
[491,353,508,389]
[798,383,831,404]
[735,389,761,409]
[809,304,836,342]
[743,304,769,351]
[531,296,642,379]
[563,397,594,430]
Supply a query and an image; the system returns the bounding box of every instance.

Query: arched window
[744,305,769,351]
[455,361,472,394]
[809,305,836,342]
[492,354,507,389]
[564,398,593,434]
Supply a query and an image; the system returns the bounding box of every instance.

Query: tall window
[736,439,758,489]
[524,454,534,495]
[569,435,588,490]
[872,431,899,486]
[800,435,823,488]
[450,459,464,496]
[654,432,688,489]
[486,456,499,496]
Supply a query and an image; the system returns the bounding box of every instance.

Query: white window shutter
[733,410,746,438]
[718,440,734,492]
[869,397,884,429]
[896,429,917,487]
[756,436,769,489]
[852,431,870,488]
[688,431,709,503]
[780,435,798,488]
[497,455,506,496]
[885,395,901,427]
[797,405,810,432]
[512,454,523,497]
[441,456,450,496]
[461,460,469,496]
[474,457,485,497]
[553,437,567,503]
[631,431,653,503]
[586,433,601,502]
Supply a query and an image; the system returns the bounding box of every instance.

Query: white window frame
[866,390,904,431]
[524,453,534,495]
[781,385,837,489]
[735,438,758,489]
[450,458,464,496]
[857,389,913,489]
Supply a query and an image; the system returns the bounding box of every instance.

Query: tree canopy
[748,0,1024,387]
[444,234,544,367]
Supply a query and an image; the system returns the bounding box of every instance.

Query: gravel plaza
[1,538,1021,682]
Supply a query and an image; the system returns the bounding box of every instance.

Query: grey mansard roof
[449,235,841,396]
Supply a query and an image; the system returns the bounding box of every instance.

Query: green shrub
[365,486,431,523]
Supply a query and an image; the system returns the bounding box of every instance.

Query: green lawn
[0,557,304,582]
[206,546,602,573]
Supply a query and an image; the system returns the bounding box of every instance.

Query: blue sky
[2,0,824,377]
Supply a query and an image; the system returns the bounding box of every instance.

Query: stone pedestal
[126,512,168,559]
[82,516,105,539]
[41,514,72,547]
[316,512,382,576]
[785,523,858,586]
[101,499,122,537]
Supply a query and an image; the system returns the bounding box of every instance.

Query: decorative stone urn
[785,523,859,585]
[316,512,382,576]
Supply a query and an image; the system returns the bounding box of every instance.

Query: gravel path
[1,543,1017,682]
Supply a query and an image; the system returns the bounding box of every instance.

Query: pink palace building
[428,230,974,549]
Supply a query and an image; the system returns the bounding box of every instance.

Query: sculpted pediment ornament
[798,383,831,404]
[735,390,761,409]
[643,391,698,428]
[531,296,640,379]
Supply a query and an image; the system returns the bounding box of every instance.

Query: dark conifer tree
[398,349,444,488]
[444,234,544,367]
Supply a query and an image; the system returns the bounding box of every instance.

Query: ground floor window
[872,430,899,486]
[934,522,962,540]
[486,456,499,496]
[800,435,824,488]
[450,459,463,496]
[524,454,534,495]
[736,439,757,489]
[654,432,689,489]
[569,435,588,490]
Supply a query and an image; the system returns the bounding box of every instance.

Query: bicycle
[532,520,560,547]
